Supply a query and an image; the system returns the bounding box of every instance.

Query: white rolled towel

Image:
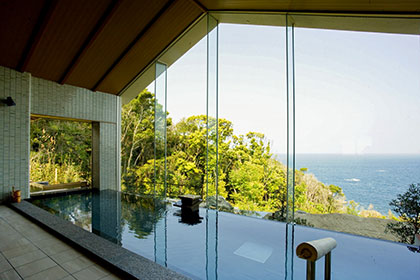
[296,238,337,261]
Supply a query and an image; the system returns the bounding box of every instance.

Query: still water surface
[31,190,420,280]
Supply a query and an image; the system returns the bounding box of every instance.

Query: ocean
[276,154,420,215]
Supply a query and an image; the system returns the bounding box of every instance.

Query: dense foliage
[386,183,420,244]
[29,89,348,215]
[29,89,420,245]
[121,90,345,214]
[30,118,91,184]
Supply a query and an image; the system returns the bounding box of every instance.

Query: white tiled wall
[0,66,121,203]
[31,77,117,123]
[0,67,30,202]
[99,123,117,190]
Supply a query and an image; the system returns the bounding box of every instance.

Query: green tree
[227,132,286,212]
[121,90,155,182]
[30,118,91,183]
[387,183,420,244]
[121,91,347,216]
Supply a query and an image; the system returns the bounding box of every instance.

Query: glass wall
[217,15,287,218]
[291,14,420,279]
[120,12,420,280]
[215,13,290,279]
[120,77,155,194]
[165,25,208,202]
[292,14,420,241]
[154,62,168,197]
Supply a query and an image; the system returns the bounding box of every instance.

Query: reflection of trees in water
[121,193,167,239]
[32,191,169,241]
[32,193,92,231]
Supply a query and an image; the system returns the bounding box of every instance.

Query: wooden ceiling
[0,0,203,95]
[199,0,420,13]
[0,0,419,96]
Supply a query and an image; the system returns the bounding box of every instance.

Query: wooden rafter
[92,0,176,92]
[18,0,58,72]
[59,0,122,84]
[188,0,207,13]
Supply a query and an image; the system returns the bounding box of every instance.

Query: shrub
[386,183,420,244]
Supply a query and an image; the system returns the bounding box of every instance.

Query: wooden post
[307,260,315,280]
[296,238,337,280]
[325,252,331,280]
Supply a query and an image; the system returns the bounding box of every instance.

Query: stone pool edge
[9,200,190,280]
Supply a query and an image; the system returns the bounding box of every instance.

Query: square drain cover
[234,242,273,263]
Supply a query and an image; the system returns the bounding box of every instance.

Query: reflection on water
[31,192,92,231]
[121,193,167,240]
[31,190,420,280]
[174,208,203,225]
[31,191,168,242]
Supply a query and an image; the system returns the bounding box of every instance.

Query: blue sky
[153,22,420,154]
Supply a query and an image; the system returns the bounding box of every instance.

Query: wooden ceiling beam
[59,0,122,85]
[18,0,58,72]
[119,12,206,98]
[188,0,207,13]
[92,0,176,92]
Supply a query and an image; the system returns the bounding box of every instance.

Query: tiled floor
[0,205,122,280]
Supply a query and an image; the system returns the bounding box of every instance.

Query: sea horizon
[274,153,420,215]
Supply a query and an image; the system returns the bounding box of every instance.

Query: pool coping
[9,200,190,280]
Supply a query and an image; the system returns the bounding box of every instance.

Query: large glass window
[293,15,420,242]
[165,31,207,201]
[292,14,420,279]
[218,20,287,218]
[120,79,156,194]
[119,13,420,280]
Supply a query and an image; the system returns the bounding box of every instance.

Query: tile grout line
[0,215,26,280]
[3,208,110,280]
[0,249,24,279]
[9,201,173,280]
[1,210,77,279]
